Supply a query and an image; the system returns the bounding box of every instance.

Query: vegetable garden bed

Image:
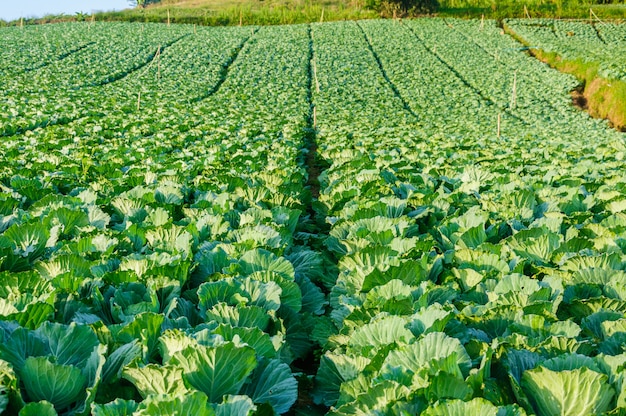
[0,18,625,416]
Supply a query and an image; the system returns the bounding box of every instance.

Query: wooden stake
[320,8,324,23]
[20,17,23,28]
[510,71,517,110]
[239,8,243,26]
[157,46,161,80]
[312,58,320,93]
[167,9,170,26]
[590,8,604,24]
[497,114,501,138]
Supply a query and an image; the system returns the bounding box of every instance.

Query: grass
[503,22,626,131]
[2,0,624,26]
[96,3,378,26]
[2,0,378,26]
[438,1,626,20]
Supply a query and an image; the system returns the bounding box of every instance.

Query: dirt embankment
[504,24,626,132]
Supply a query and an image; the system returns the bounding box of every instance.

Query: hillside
[4,0,625,26]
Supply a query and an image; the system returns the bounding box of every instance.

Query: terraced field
[1,18,625,416]
[505,19,626,81]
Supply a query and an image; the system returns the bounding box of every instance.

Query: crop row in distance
[0,18,625,416]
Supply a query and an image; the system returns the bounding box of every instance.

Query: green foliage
[1,17,626,416]
[0,23,317,415]
[364,0,439,15]
[128,0,162,8]
[309,17,626,414]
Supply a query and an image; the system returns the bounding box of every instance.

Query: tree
[365,0,439,15]
[128,0,161,8]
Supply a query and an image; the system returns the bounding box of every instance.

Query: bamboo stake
[194,24,196,34]
[480,14,484,30]
[313,106,317,128]
[320,8,324,23]
[167,9,170,26]
[497,114,501,138]
[137,92,141,111]
[137,45,161,78]
[510,71,517,110]
[590,8,604,24]
[239,8,243,26]
[20,17,23,28]
[157,46,161,80]
[524,5,530,19]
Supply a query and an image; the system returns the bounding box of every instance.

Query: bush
[365,0,439,15]
[128,0,162,7]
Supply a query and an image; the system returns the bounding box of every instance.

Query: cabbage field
[505,19,626,81]
[1,18,626,416]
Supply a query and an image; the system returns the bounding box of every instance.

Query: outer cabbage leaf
[0,322,105,414]
[426,372,473,402]
[0,359,19,414]
[91,398,138,416]
[22,357,87,410]
[237,249,295,281]
[241,359,297,414]
[18,400,58,416]
[214,395,256,416]
[100,341,143,386]
[408,304,455,337]
[135,391,215,416]
[113,312,164,362]
[170,343,257,402]
[381,332,473,378]
[197,278,282,312]
[212,324,277,359]
[348,315,413,355]
[122,363,190,398]
[521,367,615,416]
[329,380,411,416]
[422,397,526,415]
[313,353,370,406]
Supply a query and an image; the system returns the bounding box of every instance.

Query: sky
[1,0,131,22]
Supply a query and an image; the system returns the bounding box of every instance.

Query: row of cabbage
[504,19,626,81]
[310,20,626,415]
[0,24,326,416]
